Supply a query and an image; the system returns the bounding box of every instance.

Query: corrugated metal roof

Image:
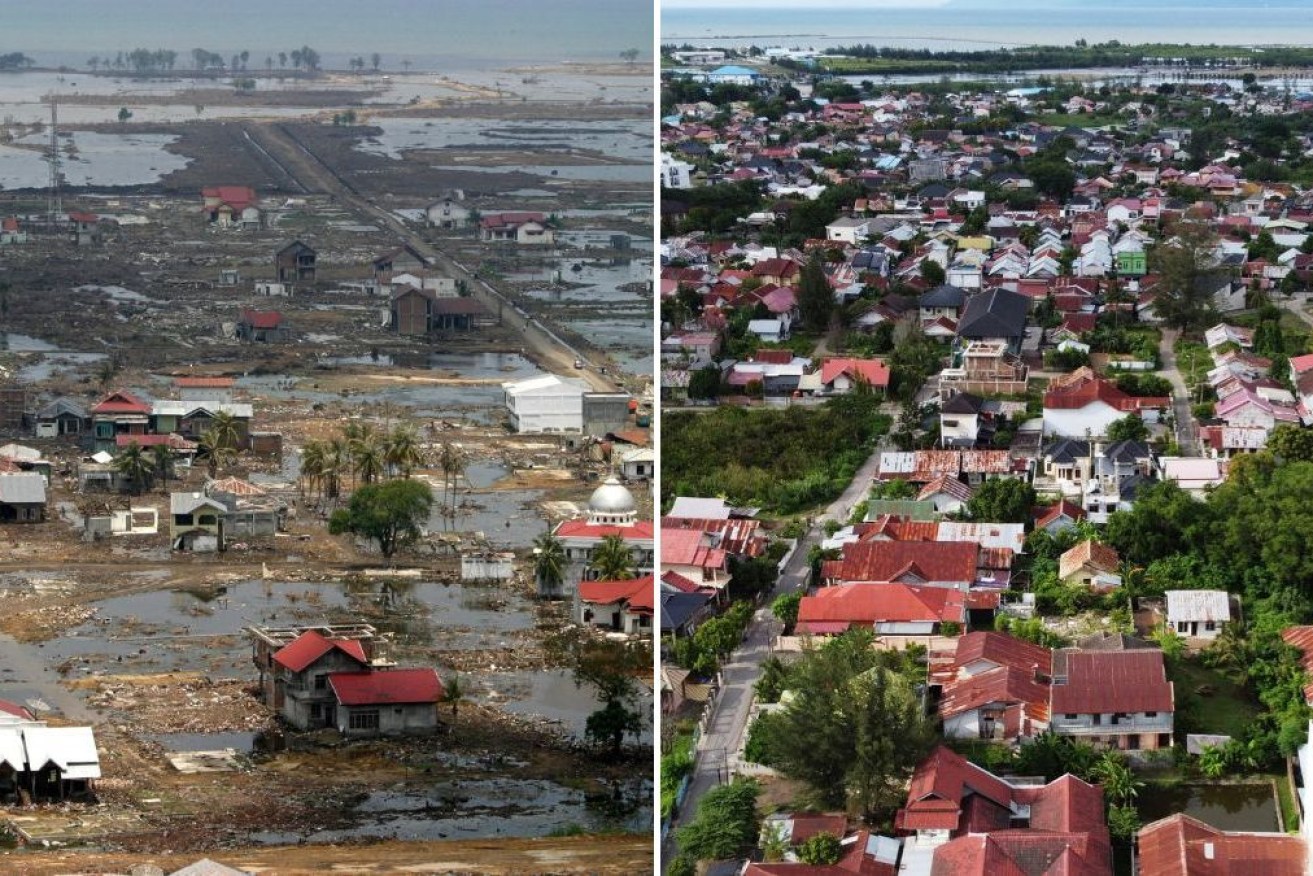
[1165,590,1232,624]
[328,669,444,707]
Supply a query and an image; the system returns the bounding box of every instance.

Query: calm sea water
[3,0,653,70]
[663,1,1313,51]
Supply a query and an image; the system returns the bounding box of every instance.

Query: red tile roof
[660,570,700,593]
[272,630,369,673]
[1058,540,1121,581]
[202,186,257,210]
[1051,650,1174,715]
[1043,369,1168,412]
[828,541,978,586]
[480,211,546,229]
[797,584,965,632]
[938,664,1050,727]
[554,520,655,540]
[1137,813,1306,876]
[1034,500,1086,530]
[788,814,850,844]
[899,745,1016,833]
[0,698,34,721]
[328,668,444,706]
[820,357,891,389]
[578,575,654,613]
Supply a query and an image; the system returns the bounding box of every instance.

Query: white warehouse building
[502,374,589,433]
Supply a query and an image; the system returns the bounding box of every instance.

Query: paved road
[1157,328,1199,455]
[663,444,886,869]
[242,122,621,393]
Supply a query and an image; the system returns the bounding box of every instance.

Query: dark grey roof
[661,591,712,632]
[957,288,1030,340]
[919,283,968,308]
[1043,439,1090,464]
[1104,439,1151,464]
[942,392,984,415]
[36,397,88,420]
[1118,472,1155,502]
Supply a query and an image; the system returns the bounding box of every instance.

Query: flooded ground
[0,131,191,189]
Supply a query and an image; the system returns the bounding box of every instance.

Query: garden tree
[1104,480,1209,567]
[1266,424,1313,462]
[687,364,722,400]
[965,477,1036,523]
[1198,743,1228,778]
[728,554,779,600]
[585,700,645,755]
[1014,730,1098,782]
[1107,805,1141,842]
[1252,319,1285,360]
[798,252,836,332]
[1151,625,1188,662]
[1148,219,1225,330]
[532,531,566,595]
[1105,414,1149,443]
[760,822,790,862]
[113,442,154,495]
[590,533,636,580]
[756,630,933,820]
[328,478,433,558]
[797,833,843,866]
[1091,751,1142,807]
[919,258,946,288]
[887,326,944,401]
[674,778,760,862]
[772,591,803,629]
[755,656,788,703]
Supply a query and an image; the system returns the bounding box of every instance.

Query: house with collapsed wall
[246,624,444,736]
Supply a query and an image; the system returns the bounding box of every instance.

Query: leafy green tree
[772,591,803,629]
[920,259,946,287]
[798,252,836,333]
[1106,414,1149,443]
[1149,219,1224,330]
[548,631,649,757]
[1107,804,1141,841]
[444,674,463,718]
[1267,425,1313,463]
[585,699,645,755]
[591,533,636,580]
[797,832,843,865]
[965,478,1036,523]
[760,821,790,862]
[674,779,760,862]
[328,478,433,558]
[688,364,722,400]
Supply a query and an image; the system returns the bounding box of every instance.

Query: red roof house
[796,583,966,635]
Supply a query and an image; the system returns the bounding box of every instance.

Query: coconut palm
[352,433,385,485]
[437,442,466,513]
[322,437,350,503]
[150,443,173,489]
[113,441,154,495]
[300,440,326,504]
[444,674,463,718]
[208,409,242,454]
[590,533,635,580]
[533,530,567,596]
[383,424,423,478]
[197,426,238,478]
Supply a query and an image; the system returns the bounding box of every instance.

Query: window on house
[348,709,380,730]
[1064,713,1078,720]
[1205,621,1216,631]
[1145,712,1157,718]
[314,675,327,690]
[1092,714,1102,726]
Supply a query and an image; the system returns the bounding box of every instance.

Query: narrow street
[663,440,886,869]
[1157,328,1200,455]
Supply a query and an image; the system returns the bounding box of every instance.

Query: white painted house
[1165,590,1232,640]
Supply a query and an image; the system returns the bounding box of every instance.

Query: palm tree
[208,410,242,453]
[533,530,566,596]
[444,674,463,718]
[322,437,349,504]
[1093,752,1142,807]
[590,534,635,580]
[437,443,466,513]
[300,440,326,505]
[197,427,238,478]
[353,435,384,485]
[150,443,173,489]
[113,441,154,495]
[383,424,423,478]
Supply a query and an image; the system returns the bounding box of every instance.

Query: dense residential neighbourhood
[660,37,1313,876]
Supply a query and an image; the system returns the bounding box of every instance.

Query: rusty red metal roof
[797,584,965,630]
[829,541,978,585]
[1137,813,1305,876]
[578,575,654,613]
[1051,651,1173,715]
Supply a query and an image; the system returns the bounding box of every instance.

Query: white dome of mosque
[588,477,636,515]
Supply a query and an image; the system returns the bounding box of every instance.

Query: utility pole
[46,98,62,227]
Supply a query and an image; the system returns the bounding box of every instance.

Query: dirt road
[241,122,625,392]
[2,833,653,875]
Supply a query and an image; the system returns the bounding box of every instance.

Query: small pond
[1137,782,1279,832]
